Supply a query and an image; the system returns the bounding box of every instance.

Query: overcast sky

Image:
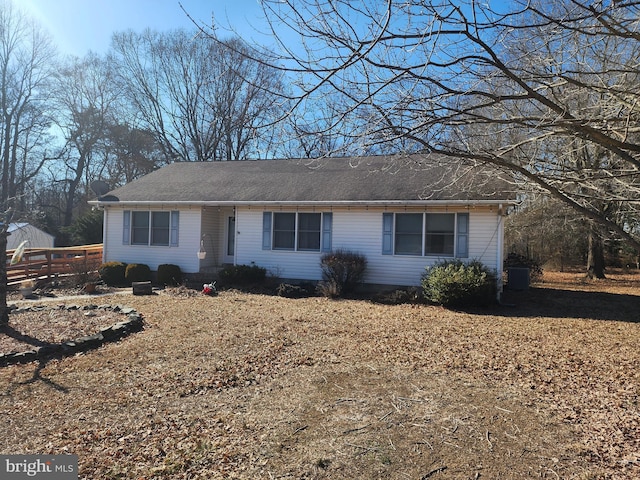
[22,0,267,57]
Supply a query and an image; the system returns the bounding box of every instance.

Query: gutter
[89,199,518,207]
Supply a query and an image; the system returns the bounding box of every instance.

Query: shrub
[157,264,182,286]
[276,282,315,298]
[372,288,422,305]
[421,259,496,308]
[317,249,367,298]
[69,256,101,286]
[125,263,152,284]
[98,261,127,286]
[504,252,543,282]
[217,264,267,288]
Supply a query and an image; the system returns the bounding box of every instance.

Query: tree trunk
[0,228,9,328]
[587,224,606,279]
[63,152,87,227]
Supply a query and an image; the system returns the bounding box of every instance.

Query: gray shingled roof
[95,155,516,205]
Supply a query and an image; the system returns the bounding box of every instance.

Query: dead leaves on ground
[0,274,639,479]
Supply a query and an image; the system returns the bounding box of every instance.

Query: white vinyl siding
[238,209,327,280]
[263,212,327,252]
[386,212,465,258]
[125,210,179,247]
[104,207,201,273]
[236,206,501,286]
[103,205,502,285]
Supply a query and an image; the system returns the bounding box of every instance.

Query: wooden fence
[6,244,103,287]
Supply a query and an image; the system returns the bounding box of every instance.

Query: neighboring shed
[7,223,55,250]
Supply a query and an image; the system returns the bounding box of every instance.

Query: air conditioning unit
[507,267,530,291]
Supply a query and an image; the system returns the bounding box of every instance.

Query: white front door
[224,216,235,264]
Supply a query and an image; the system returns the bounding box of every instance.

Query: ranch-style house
[90,154,517,289]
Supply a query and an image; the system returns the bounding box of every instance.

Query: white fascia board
[89,199,518,207]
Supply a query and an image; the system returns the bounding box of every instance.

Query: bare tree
[280,96,356,158]
[506,195,588,270]
[0,1,55,209]
[204,0,640,276]
[100,123,168,187]
[50,53,119,228]
[110,30,286,162]
[0,0,56,327]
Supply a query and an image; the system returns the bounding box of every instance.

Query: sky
[21,0,513,58]
[21,0,268,57]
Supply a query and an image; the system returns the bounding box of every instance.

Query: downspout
[233,206,238,267]
[101,207,108,263]
[496,204,504,300]
[197,208,204,272]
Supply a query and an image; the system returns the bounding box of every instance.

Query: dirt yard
[0,270,638,479]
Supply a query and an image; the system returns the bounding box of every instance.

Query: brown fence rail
[6,244,103,287]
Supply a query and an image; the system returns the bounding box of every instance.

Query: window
[425,213,455,255]
[131,211,150,245]
[395,213,423,255]
[297,213,321,251]
[124,210,179,247]
[383,212,468,257]
[263,212,331,252]
[151,212,170,245]
[273,212,296,249]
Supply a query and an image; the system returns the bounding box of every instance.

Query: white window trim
[124,210,179,247]
[385,212,468,258]
[264,211,331,253]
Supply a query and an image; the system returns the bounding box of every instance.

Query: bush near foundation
[317,249,367,298]
[217,264,267,288]
[157,264,182,286]
[98,262,127,286]
[422,259,496,308]
[125,263,152,284]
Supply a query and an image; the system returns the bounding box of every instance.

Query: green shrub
[422,259,496,308]
[125,263,151,284]
[317,249,367,298]
[157,264,182,286]
[217,264,267,288]
[98,261,127,286]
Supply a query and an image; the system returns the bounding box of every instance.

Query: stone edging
[0,304,144,367]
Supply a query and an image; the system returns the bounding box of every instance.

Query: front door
[224,216,235,264]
